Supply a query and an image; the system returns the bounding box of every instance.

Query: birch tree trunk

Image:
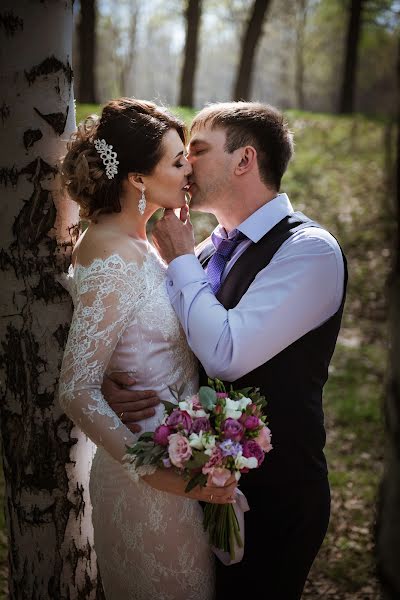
[0,2,103,598]
[232,0,271,101]
[376,35,400,600]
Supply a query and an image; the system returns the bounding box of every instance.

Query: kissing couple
[59,98,347,599]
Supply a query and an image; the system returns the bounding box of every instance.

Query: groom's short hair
[191,102,294,190]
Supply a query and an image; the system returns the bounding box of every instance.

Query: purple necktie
[207,230,246,294]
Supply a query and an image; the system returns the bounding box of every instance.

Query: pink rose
[154,425,171,446]
[242,440,265,466]
[191,417,211,434]
[190,394,203,410]
[166,409,193,432]
[206,467,232,488]
[202,447,224,474]
[254,426,273,453]
[242,415,260,430]
[221,418,244,442]
[168,433,192,468]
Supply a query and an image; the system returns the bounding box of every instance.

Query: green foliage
[198,386,217,411]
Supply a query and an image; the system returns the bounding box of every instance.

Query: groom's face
[186,125,234,213]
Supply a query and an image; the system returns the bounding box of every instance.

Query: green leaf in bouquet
[234,386,254,396]
[185,472,207,493]
[138,432,155,441]
[162,398,177,414]
[185,451,209,470]
[199,386,217,411]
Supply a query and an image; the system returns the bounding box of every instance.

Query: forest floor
[0,107,393,598]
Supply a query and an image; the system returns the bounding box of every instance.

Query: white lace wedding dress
[58,239,215,600]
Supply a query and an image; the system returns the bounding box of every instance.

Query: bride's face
[143,128,192,210]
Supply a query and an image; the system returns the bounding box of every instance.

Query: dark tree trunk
[295,0,308,110]
[179,0,202,108]
[78,0,97,103]
[338,0,364,114]
[376,35,400,600]
[232,0,271,101]
[0,2,103,597]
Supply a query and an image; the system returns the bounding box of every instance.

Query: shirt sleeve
[166,228,344,382]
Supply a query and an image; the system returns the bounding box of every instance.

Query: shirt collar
[212,193,294,244]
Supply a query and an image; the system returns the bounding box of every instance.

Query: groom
[105,102,347,599]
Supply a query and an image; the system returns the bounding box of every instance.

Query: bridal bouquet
[125,378,272,560]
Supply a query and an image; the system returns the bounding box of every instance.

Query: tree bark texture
[338,0,364,114]
[376,35,400,600]
[179,0,202,108]
[232,0,271,101]
[78,0,97,103]
[295,0,308,110]
[0,2,103,598]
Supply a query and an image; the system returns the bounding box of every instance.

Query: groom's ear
[127,173,144,192]
[234,146,257,176]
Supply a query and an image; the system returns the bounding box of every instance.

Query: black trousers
[215,478,330,600]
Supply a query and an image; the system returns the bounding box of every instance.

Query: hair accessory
[138,184,146,215]
[94,138,119,179]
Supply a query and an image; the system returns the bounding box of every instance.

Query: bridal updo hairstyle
[61,98,186,220]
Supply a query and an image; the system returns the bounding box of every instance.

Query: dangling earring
[138,184,146,215]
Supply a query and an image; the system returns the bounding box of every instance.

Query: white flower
[188,432,205,450]
[224,398,242,420]
[178,400,195,417]
[203,434,216,450]
[234,452,258,470]
[237,397,252,411]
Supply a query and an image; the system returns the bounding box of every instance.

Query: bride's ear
[127,173,144,193]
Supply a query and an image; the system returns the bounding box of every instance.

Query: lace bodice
[58,244,199,467]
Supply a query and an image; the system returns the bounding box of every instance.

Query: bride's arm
[58,259,139,463]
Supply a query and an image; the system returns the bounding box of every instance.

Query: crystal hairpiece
[94,138,119,179]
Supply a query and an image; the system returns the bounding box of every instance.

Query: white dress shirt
[166,194,345,382]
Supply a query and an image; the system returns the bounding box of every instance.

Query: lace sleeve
[58,255,144,465]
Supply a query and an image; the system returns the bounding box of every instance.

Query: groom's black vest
[197,212,348,487]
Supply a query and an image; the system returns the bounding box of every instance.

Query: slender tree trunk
[120,2,138,96]
[376,36,400,600]
[0,2,103,597]
[338,0,364,114]
[295,0,308,110]
[232,0,271,101]
[179,0,202,108]
[78,0,97,103]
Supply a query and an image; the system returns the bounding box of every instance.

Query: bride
[58,98,236,599]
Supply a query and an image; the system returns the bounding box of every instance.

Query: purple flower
[242,440,265,466]
[221,418,244,442]
[219,439,242,458]
[216,392,229,398]
[166,409,193,432]
[242,415,260,430]
[154,425,171,446]
[191,417,211,434]
[162,457,172,468]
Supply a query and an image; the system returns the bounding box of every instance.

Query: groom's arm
[165,228,344,382]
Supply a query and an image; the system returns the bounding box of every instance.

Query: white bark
[0,2,102,597]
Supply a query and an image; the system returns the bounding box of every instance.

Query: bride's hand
[142,468,237,504]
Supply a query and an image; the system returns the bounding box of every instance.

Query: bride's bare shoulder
[72,225,147,268]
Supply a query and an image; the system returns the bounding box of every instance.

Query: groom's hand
[152,206,195,264]
[102,372,160,433]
